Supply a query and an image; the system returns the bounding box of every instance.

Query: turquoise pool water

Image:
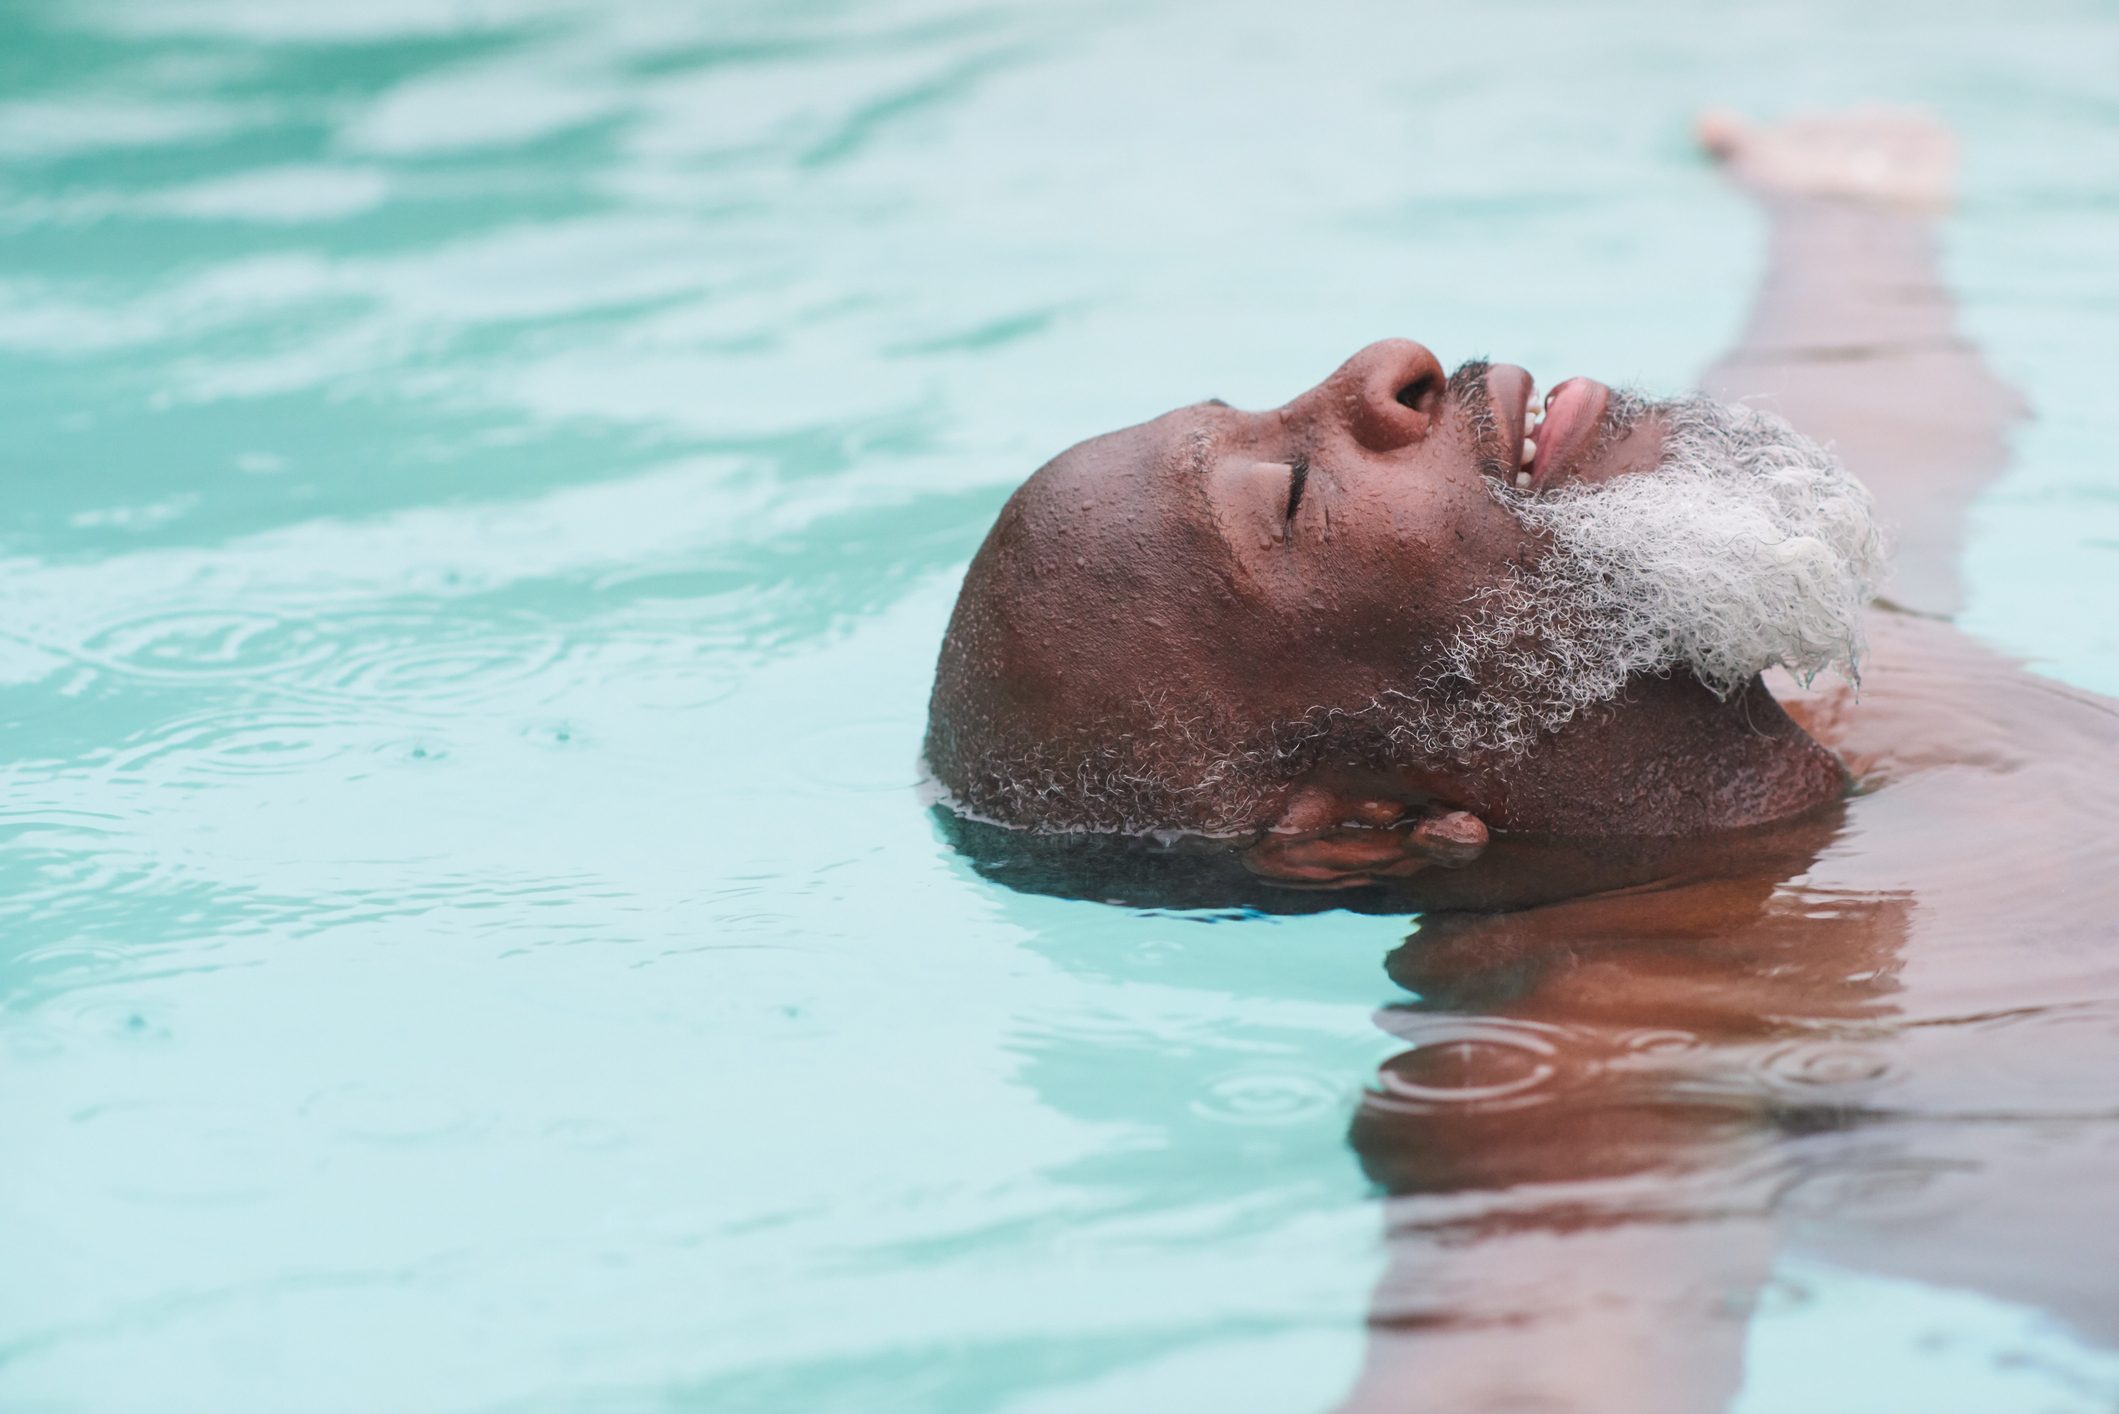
[4,1,2117,1410]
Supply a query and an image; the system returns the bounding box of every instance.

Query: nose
[1286,338,1449,453]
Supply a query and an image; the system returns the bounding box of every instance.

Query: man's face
[1156,340,1653,687]
[958,340,1656,736]
[927,336,1880,836]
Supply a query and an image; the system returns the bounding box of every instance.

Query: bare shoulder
[1775,608,2119,780]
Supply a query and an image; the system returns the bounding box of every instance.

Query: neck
[1449,672,1849,837]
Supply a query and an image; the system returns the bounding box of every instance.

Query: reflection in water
[1336,653,2119,1411]
[945,614,2119,1413]
[1192,1067,1348,1127]
[3,0,2118,1409]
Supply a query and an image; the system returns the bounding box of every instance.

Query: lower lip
[1530,377,1611,489]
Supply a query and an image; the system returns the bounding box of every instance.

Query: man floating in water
[926,106,2119,1412]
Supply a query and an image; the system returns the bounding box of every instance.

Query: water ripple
[1191,1067,1345,1126]
[76,606,336,683]
[1757,1039,1898,1094]
[304,629,572,712]
[39,992,175,1045]
[102,704,355,782]
[1365,1018,1593,1116]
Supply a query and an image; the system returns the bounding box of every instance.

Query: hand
[1696,103,1957,212]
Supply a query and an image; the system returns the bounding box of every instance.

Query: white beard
[1428,395,1889,757]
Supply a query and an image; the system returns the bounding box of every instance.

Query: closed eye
[1284,454,1310,523]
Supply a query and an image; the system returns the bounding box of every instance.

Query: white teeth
[1520,437,1538,466]
[1514,471,1532,489]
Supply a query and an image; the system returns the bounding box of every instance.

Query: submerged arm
[1696,106,2025,615]
[1336,110,1998,1414]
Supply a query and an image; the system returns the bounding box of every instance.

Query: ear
[1242,786,1489,889]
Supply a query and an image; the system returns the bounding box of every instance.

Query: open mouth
[1484,366,1613,492]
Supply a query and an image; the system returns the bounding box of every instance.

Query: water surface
[3,1,2117,1410]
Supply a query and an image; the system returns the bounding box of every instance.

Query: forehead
[1016,405,1216,524]
[1048,403,1222,486]
[1001,404,1236,591]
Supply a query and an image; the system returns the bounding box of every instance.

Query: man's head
[926,339,1884,885]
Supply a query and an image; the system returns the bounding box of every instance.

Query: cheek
[1212,459,1296,552]
[1323,507,1529,656]
[1354,479,1523,591]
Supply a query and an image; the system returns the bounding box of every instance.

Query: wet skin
[929,334,1847,852]
[982,323,2119,1408]
[1342,608,2119,1413]
[1330,130,2119,1409]
[932,109,2119,1410]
